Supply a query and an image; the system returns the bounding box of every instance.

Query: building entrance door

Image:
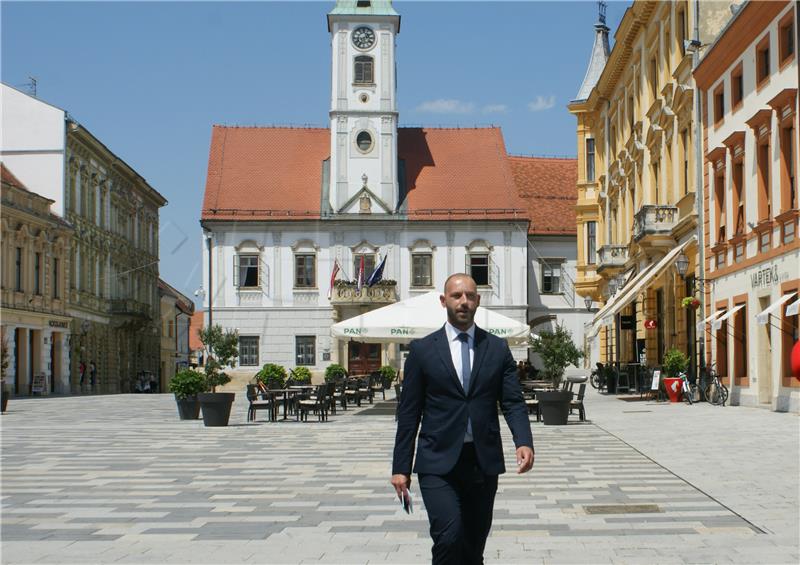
[348,342,381,375]
[757,296,772,404]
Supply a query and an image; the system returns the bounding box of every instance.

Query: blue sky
[2,1,628,303]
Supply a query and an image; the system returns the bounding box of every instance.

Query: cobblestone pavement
[1,387,798,564]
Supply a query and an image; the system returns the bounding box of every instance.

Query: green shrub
[324,363,347,383]
[290,366,312,383]
[256,363,287,389]
[662,348,689,377]
[169,369,208,399]
[529,324,584,389]
[378,365,397,388]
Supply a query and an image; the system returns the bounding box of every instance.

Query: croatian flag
[327,260,340,299]
[367,254,387,287]
[356,255,365,293]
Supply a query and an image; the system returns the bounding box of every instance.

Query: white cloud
[527,95,556,112]
[482,104,508,114]
[415,98,475,114]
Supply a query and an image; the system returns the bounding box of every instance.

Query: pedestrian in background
[89,361,97,388]
[79,361,86,387]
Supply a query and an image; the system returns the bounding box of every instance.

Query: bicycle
[589,363,607,391]
[677,371,694,404]
[702,363,728,406]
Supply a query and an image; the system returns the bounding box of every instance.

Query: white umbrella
[331,291,530,345]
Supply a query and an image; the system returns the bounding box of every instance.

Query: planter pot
[537,390,573,426]
[1,389,9,413]
[198,392,236,427]
[175,395,201,420]
[663,377,682,402]
[605,374,617,394]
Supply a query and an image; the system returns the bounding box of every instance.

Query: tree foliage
[529,324,584,388]
[199,325,239,392]
[662,347,689,377]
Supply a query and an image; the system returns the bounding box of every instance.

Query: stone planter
[198,392,235,427]
[1,389,9,413]
[537,390,573,425]
[175,395,201,420]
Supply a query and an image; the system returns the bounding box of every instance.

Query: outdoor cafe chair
[369,373,386,401]
[246,384,274,422]
[569,383,587,421]
[359,377,375,404]
[345,378,367,407]
[524,391,540,422]
[297,384,329,422]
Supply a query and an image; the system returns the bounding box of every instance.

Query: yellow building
[570,1,737,381]
[1,164,73,395]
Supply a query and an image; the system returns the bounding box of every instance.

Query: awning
[756,292,797,325]
[330,291,530,345]
[787,297,800,317]
[696,310,726,332]
[712,303,745,331]
[600,237,696,324]
[587,268,644,337]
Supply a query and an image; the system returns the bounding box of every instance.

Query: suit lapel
[433,327,464,395]
[469,327,489,396]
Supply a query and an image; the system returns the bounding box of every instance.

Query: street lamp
[675,252,689,278]
[583,295,593,311]
[608,277,618,296]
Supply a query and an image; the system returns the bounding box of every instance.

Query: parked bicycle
[702,363,728,406]
[677,370,694,404]
[589,362,607,391]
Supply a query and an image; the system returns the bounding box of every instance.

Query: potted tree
[378,365,397,389]
[256,363,288,389]
[1,336,9,414]
[197,325,239,427]
[324,363,347,383]
[169,368,207,419]
[662,348,689,402]
[530,324,584,425]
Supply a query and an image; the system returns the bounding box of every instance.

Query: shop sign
[644,319,657,330]
[48,320,69,329]
[620,315,635,330]
[750,265,781,289]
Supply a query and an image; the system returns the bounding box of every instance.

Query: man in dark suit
[391,273,534,564]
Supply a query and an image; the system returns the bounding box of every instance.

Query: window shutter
[259,256,269,294]
[233,255,239,287]
[489,254,499,289]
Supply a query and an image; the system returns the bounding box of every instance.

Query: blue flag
[367,254,387,287]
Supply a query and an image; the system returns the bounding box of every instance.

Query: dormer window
[357,0,371,7]
[354,56,373,84]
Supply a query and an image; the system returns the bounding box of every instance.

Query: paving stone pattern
[1,390,797,564]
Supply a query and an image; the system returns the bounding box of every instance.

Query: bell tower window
[354,56,374,84]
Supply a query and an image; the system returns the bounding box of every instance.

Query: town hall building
[200,0,588,378]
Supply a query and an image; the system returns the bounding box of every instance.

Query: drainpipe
[691,0,706,377]
[206,233,213,328]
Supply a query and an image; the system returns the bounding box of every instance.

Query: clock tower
[327,1,400,215]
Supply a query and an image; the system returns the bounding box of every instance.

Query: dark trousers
[418,443,498,565]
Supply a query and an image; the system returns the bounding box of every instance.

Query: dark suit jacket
[392,325,534,476]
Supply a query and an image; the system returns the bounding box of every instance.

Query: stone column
[17,327,29,395]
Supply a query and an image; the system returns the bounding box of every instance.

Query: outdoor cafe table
[265,388,304,421]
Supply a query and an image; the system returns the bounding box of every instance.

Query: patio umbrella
[331,291,530,345]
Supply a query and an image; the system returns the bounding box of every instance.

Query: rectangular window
[237,255,259,288]
[295,336,315,366]
[541,260,562,294]
[15,247,22,292]
[733,161,745,235]
[714,168,726,243]
[759,230,771,253]
[411,253,432,287]
[733,303,747,384]
[239,336,259,366]
[757,141,771,221]
[677,8,687,56]
[354,56,374,84]
[681,129,690,195]
[713,84,725,124]
[468,254,489,286]
[731,65,744,110]
[779,12,795,65]
[716,251,726,268]
[587,221,597,265]
[649,57,658,100]
[294,254,315,288]
[781,124,796,212]
[756,36,770,85]
[585,138,595,182]
[783,220,796,244]
[353,254,376,282]
[53,258,59,299]
[34,252,41,295]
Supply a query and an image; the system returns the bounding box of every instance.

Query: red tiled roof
[0,163,28,191]
[188,311,204,352]
[201,126,528,222]
[510,156,578,235]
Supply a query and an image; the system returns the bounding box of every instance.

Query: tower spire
[573,2,611,101]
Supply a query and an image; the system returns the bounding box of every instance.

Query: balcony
[596,245,629,273]
[633,205,678,245]
[330,281,397,306]
[111,299,150,318]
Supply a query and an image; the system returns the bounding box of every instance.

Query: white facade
[0,84,67,216]
[701,2,799,411]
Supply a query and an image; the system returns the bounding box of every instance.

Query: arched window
[354,56,374,84]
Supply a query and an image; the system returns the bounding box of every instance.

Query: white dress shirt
[444,321,475,442]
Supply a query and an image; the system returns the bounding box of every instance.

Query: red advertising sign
[644,319,657,330]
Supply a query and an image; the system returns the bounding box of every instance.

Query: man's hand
[391,473,411,499]
[515,446,534,474]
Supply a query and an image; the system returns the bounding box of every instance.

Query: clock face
[352,26,376,50]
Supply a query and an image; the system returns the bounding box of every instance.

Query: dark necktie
[457,332,473,440]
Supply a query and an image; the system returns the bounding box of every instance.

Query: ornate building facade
[569,1,737,377]
[1,164,73,395]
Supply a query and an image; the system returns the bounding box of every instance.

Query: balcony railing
[596,245,629,271]
[111,299,149,317]
[633,205,678,242]
[330,281,397,306]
